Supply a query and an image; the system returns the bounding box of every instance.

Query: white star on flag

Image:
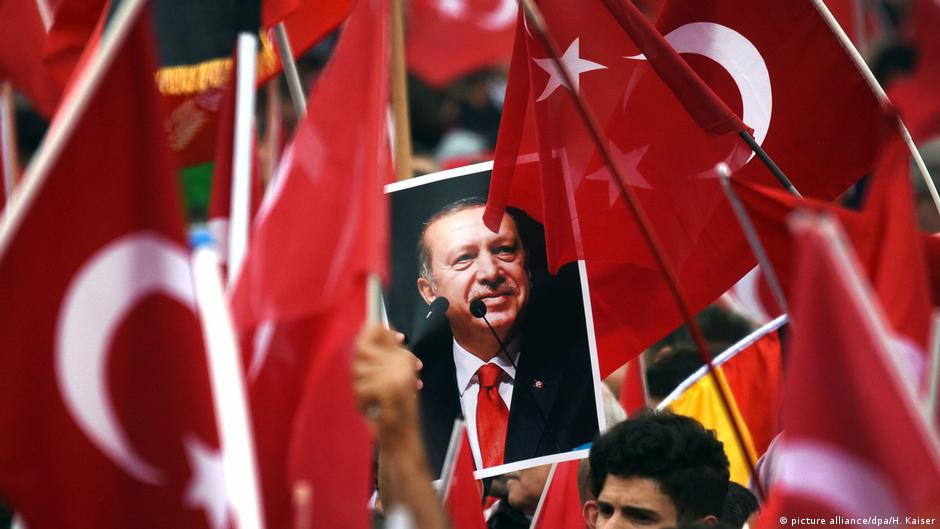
[585,143,651,205]
[533,38,607,102]
[183,435,229,529]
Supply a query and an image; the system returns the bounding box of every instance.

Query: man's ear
[702,515,720,526]
[582,500,599,529]
[417,277,436,305]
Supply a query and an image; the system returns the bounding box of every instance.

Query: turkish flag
[530,459,585,529]
[732,136,934,385]
[229,0,390,526]
[757,214,940,523]
[486,0,889,376]
[443,428,488,529]
[0,6,226,529]
[0,0,63,117]
[406,0,517,87]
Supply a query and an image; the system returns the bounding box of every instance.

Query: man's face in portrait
[418,206,529,354]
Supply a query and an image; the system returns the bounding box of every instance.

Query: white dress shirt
[453,339,519,469]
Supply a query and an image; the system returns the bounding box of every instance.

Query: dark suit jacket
[413,306,599,478]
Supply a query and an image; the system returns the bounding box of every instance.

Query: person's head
[505,464,551,516]
[720,482,758,529]
[584,411,730,529]
[416,197,529,359]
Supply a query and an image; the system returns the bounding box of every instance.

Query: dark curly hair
[588,411,730,521]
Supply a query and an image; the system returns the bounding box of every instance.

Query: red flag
[732,136,934,384]
[0,0,62,117]
[757,214,940,521]
[443,430,488,529]
[888,0,940,143]
[618,356,648,416]
[720,324,782,457]
[530,460,585,529]
[264,0,353,83]
[486,0,890,377]
[230,0,390,526]
[0,5,227,528]
[406,0,517,87]
[41,0,109,92]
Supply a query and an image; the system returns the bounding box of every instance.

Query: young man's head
[584,412,730,529]
[416,197,529,360]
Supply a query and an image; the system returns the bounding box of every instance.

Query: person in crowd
[583,411,730,529]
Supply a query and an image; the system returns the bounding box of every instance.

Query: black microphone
[408,297,449,349]
[469,299,517,370]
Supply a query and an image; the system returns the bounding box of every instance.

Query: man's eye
[495,245,517,256]
[597,504,613,517]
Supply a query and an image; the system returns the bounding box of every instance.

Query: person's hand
[352,323,423,447]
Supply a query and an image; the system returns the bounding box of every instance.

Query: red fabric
[486,0,889,377]
[0,7,224,528]
[721,329,782,457]
[888,0,940,143]
[229,0,389,527]
[618,357,648,416]
[599,0,746,135]
[756,216,940,523]
[406,0,516,87]
[531,459,584,529]
[475,364,509,468]
[733,136,934,382]
[265,0,353,82]
[443,431,488,529]
[0,0,62,117]
[41,0,109,92]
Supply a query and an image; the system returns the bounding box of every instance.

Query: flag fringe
[155,32,279,95]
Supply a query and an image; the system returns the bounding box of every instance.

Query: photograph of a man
[392,185,601,478]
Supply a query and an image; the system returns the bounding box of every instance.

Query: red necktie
[475,363,509,468]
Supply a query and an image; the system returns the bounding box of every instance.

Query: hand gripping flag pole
[516,0,768,502]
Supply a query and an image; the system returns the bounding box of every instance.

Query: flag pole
[1,82,18,203]
[264,79,283,185]
[517,0,767,502]
[810,0,940,218]
[599,0,801,198]
[928,312,940,419]
[391,0,413,181]
[273,23,308,118]
[0,0,147,260]
[192,248,267,529]
[718,166,790,315]
[228,33,258,285]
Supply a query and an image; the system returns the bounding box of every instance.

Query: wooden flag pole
[391,0,413,181]
[228,33,258,286]
[518,0,767,501]
[1,82,18,204]
[273,23,308,118]
[810,0,940,218]
[718,166,790,315]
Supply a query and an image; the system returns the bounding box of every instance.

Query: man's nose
[476,252,502,283]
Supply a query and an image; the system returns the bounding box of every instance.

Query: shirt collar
[452,339,519,396]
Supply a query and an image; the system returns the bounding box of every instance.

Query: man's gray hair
[417,196,490,282]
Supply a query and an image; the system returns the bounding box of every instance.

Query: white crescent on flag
[627,22,772,163]
[55,233,196,485]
